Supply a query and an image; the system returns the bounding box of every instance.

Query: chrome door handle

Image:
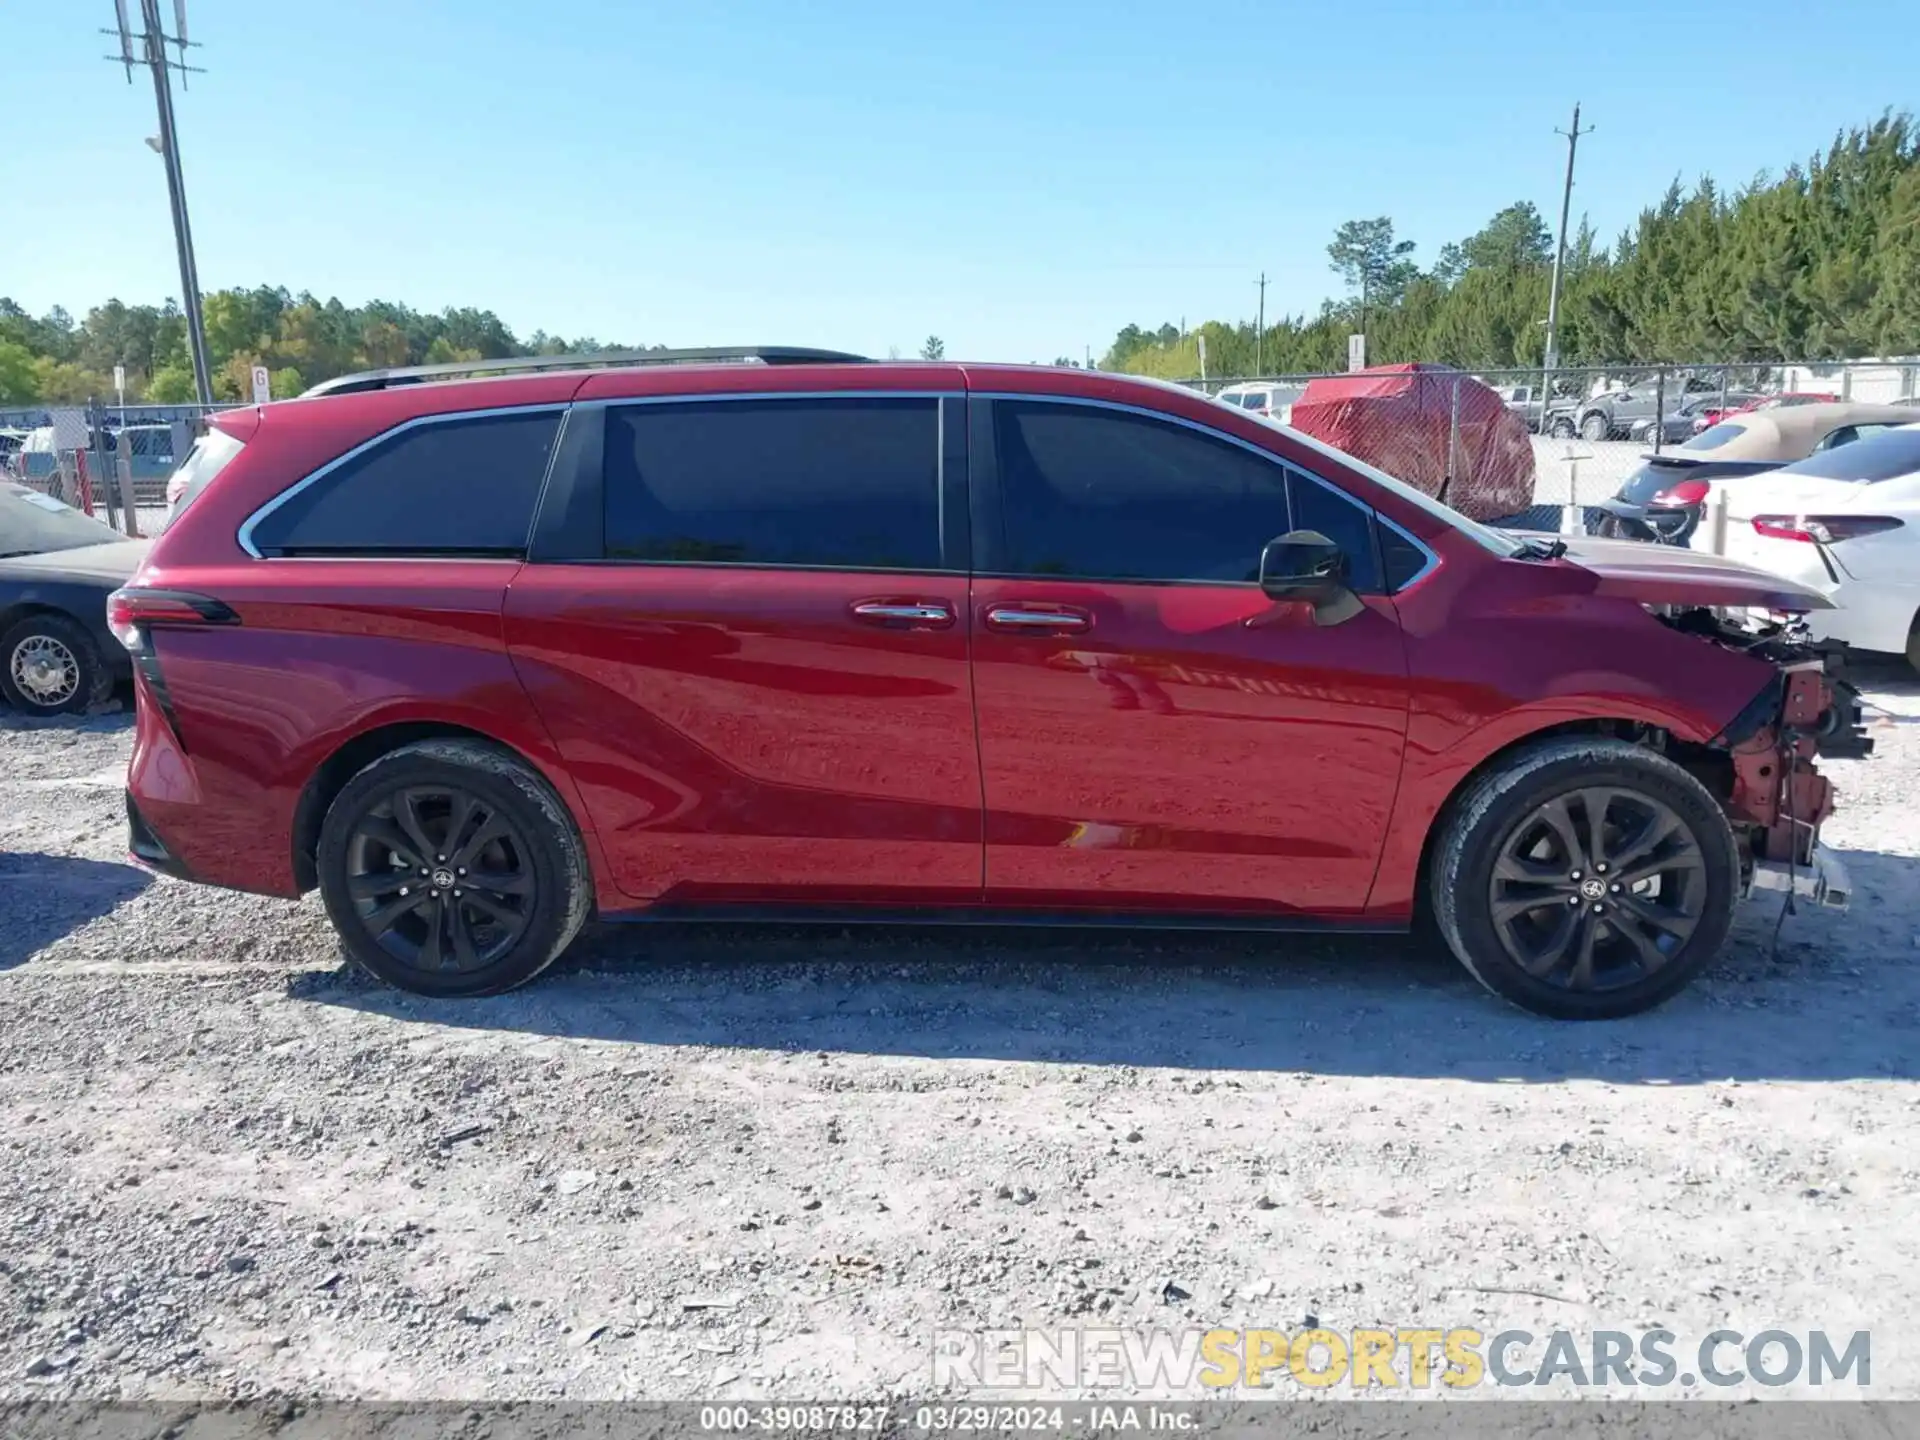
[985,606,1091,633]
[851,601,955,627]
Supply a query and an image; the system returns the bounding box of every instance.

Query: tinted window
[250,410,560,556]
[604,397,940,569]
[994,402,1289,582]
[1777,427,1920,483]
[991,400,1383,590]
[1379,525,1430,590]
[1290,474,1382,592]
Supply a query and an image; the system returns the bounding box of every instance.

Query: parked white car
[1213,381,1303,424]
[1696,423,1920,669]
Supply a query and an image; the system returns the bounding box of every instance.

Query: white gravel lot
[1,659,1917,1404]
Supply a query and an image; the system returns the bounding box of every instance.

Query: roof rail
[300,346,872,398]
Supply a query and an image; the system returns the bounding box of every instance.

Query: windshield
[0,483,125,557]
[1774,425,1920,483]
[1278,424,1527,558]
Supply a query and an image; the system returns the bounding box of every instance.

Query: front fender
[1366,574,1782,919]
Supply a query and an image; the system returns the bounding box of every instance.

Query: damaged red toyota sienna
[113,349,1871,1018]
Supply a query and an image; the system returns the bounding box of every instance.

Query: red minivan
[115,349,1868,1019]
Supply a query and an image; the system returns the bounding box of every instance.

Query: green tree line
[1106,115,1920,380]
[0,287,643,406]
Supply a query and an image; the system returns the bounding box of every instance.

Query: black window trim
[542,389,968,575]
[968,392,1438,594]
[236,402,571,560]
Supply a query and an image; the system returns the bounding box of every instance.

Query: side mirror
[1258,530,1363,627]
[1259,530,1346,602]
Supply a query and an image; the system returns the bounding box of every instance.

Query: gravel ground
[2,664,1918,1405]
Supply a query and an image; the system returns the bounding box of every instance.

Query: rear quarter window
[246,409,562,557]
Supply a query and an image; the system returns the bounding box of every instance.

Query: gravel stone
[2,667,1918,1398]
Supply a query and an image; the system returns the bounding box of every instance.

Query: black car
[0,483,148,714]
[1587,451,1785,544]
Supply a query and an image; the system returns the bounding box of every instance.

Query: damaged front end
[1658,608,1872,909]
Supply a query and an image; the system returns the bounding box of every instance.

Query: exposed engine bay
[1652,604,1872,871]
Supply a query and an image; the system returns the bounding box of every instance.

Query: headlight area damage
[1654,605,1872,909]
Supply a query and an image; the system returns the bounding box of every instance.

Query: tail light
[106,588,239,651]
[1751,515,1905,544]
[1651,478,1711,507]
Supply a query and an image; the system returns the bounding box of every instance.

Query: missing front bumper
[1748,845,1851,911]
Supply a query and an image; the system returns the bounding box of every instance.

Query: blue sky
[2,0,1910,362]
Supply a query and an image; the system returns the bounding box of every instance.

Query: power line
[104,1,214,406]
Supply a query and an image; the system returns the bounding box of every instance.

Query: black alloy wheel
[344,786,535,975]
[315,739,592,997]
[1429,737,1740,1019]
[1488,788,1705,995]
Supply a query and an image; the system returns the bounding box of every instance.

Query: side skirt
[595,903,1408,936]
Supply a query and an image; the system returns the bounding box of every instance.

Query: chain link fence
[1192,358,1920,531]
[7,363,1920,540]
[2,401,242,537]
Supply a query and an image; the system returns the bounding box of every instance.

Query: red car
[114,349,1869,1019]
[1693,392,1842,433]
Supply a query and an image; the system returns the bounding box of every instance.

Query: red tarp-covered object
[1288,364,1535,522]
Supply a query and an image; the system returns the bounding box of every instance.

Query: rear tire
[1579,412,1611,443]
[1430,737,1740,1019]
[316,739,592,998]
[1906,612,1920,676]
[1,613,112,716]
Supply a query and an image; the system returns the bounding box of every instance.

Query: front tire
[1430,737,1740,1019]
[1,613,112,715]
[1579,412,1611,443]
[316,739,592,998]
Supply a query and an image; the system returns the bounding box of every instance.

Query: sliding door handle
[985,605,1092,634]
[851,600,955,629]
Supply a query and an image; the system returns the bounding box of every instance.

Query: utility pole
[107,0,214,406]
[1541,102,1593,433]
[1255,273,1267,377]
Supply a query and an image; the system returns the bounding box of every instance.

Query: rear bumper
[1592,497,1698,544]
[1748,844,1851,911]
[125,789,193,882]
